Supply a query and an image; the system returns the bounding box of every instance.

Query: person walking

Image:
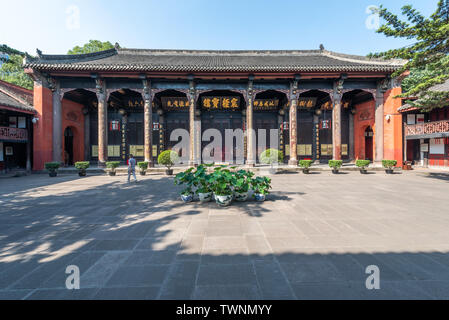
[127,154,137,182]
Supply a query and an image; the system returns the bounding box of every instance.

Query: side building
[0,80,35,173]
[23,46,405,169]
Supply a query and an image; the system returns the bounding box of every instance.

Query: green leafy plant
[382,160,397,169]
[106,161,120,169]
[259,149,283,167]
[251,176,272,195]
[174,167,196,189]
[193,164,214,194]
[328,160,343,169]
[233,169,254,193]
[75,161,90,170]
[356,160,371,169]
[158,150,179,169]
[44,162,60,171]
[299,160,313,169]
[137,161,148,171]
[210,166,235,196]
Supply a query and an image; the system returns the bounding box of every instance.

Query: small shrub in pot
[356,160,371,174]
[106,161,120,176]
[299,160,313,174]
[382,160,397,174]
[328,160,343,174]
[259,149,283,174]
[137,162,148,175]
[75,161,90,177]
[158,150,179,175]
[45,162,60,177]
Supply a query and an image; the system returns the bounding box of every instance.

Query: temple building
[23,45,406,170]
[0,80,35,173]
[400,79,449,168]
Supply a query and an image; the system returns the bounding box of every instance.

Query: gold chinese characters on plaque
[161,97,190,109]
[341,144,348,156]
[253,99,279,110]
[298,97,317,109]
[202,97,240,110]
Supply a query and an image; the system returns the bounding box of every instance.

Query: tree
[370,1,449,110]
[0,48,33,90]
[67,40,115,55]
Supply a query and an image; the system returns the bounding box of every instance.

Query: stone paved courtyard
[1,170,449,300]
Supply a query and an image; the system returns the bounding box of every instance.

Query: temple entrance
[64,127,74,166]
[199,91,244,163]
[297,90,333,163]
[365,126,374,161]
[254,90,286,162]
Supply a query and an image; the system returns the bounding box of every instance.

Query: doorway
[64,127,74,166]
[364,127,374,161]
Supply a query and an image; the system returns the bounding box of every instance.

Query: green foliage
[382,160,398,169]
[137,161,148,170]
[251,176,272,195]
[259,149,283,165]
[355,160,371,168]
[106,161,120,169]
[44,162,60,171]
[233,169,254,193]
[67,40,115,55]
[75,161,90,170]
[0,44,24,56]
[299,160,313,168]
[328,160,343,169]
[210,166,235,196]
[0,54,33,90]
[369,1,449,110]
[158,150,179,169]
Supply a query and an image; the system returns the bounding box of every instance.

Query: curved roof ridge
[322,50,405,66]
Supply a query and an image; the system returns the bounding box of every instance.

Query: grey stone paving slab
[1,172,449,299]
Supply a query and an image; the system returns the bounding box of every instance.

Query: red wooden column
[143,79,153,167]
[96,79,107,167]
[246,78,256,166]
[375,79,388,163]
[332,78,344,160]
[288,77,299,166]
[51,79,62,163]
[188,79,197,166]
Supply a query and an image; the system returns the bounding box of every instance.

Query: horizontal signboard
[0,126,28,142]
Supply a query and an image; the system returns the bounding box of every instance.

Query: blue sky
[0,0,439,56]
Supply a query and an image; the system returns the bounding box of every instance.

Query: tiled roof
[24,47,405,73]
[0,80,35,113]
[398,78,449,112]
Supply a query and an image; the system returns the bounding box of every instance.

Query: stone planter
[165,169,173,176]
[302,168,310,174]
[140,171,146,176]
[254,193,266,202]
[234,191,248,202]
[198,192,212,203]
[360,169,368,174]
[385,169,394,174]
[108,171,116,176]
[181,193,193,203]
[48,171,57,177]
[332,169,339,174]
[215,194,233,207]
[78,170,86,177]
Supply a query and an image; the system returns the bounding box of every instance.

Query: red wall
[32,85,85,170]
[383,88,403,165]
[33,85,53,170]
[353,100,375,160]
[62,99,85,163]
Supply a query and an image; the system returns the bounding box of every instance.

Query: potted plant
[356,160,371,174]
[251,176,272,202]
[106,161,120,176]
[75,161,90,177]
[175,167,196,203]
[328,160,343,174]
[382,160,397,174]
[193,164,213,203]
[259,148,283,174]
[158,150,179,175]
[299,160,313,174]
[210,166,235,207]
[137,161,148,175]
[45,162,60,177]
[233,169,254,202]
